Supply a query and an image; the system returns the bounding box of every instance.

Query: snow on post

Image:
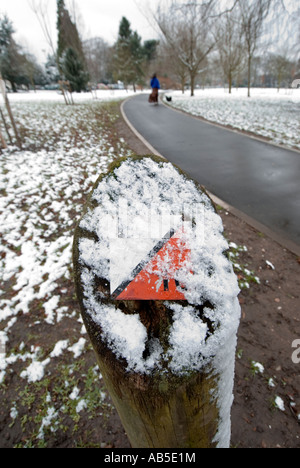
[73,155,241,448]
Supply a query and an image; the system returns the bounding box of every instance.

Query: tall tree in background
[237,0,272,97]
[154,1,216,96]
[0,15,23,92]
[112,17,145,90]
[130,30,145,89]
[83,37,112,85]
[215,8,245,93]
[61,47,89,92]
[56,0,89,91]
[57,0,84,62]
[266,52,292,91]
[142,39,159,79]
[0,15,42,92]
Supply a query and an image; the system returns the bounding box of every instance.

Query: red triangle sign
[112,228,191,300]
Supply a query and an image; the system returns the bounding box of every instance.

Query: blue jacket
[150,77,160,89]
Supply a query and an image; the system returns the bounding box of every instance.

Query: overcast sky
[0,0,298,64]
[0,0,160,63]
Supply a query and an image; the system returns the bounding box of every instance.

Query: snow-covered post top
[73,155,241,448]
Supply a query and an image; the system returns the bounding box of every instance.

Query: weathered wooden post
[73,155,241,448]
[0,108,12,145]
[0,75,22,149]
[0,127,7,149]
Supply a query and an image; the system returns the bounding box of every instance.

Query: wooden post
[59,81,74,106]
[0,128,7,149]
[0,76,22,149]
[73,155,241,448]
[59,81,69,105]
[0,108,13,145]
[66,81,74,105]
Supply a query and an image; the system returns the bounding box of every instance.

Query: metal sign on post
[111,226,191,300]
[73,155,241,449]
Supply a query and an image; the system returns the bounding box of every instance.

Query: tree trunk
[181,77,185,94]
[277,71,282,92]
[0,108,13,145]
[228,71,232,94]
[190,73,195,97]
[0,128,7,149]
[247,55,251,98]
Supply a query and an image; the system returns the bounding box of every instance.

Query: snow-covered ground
[0,92,142,444]
[164,88,300,151]
[5,88,137,104]
[0,94,133,385]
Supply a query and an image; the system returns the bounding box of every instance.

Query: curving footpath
[122,93,300,255]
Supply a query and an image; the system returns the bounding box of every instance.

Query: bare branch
[27,0,56,57]
[152,1,217,96]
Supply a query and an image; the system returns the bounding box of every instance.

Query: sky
[0,0,160,63]
[0,0,298,64]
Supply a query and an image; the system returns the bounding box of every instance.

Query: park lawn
[165,87,300,151]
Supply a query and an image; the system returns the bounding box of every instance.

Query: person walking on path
[149,73,160,104]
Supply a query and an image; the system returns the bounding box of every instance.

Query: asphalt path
[123,93,300,249]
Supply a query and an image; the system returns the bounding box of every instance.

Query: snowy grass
[0,100,131,323]
[0,95,134,447]
[6,88,136,104]
[164,88,300,151]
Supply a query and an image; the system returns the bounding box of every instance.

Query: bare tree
[237,0,272,97]
[158,40,188,93]
[83,37,111,85]
[266,51,293,91]
[215,8,245,93]
[152,1,242,96]
[172,50,189,93]
[28,0,56,57]
[153,1,217,96]
[0,131,7,149]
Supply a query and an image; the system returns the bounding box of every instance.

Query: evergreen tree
[57,0,67,62]
[0,15,19,91]
[56,0,89,90]
[112,17,145,90]
[45,54,60,85]
[119,16,131,40]
[0,15,13,51]
[57,0,84,60]
[61,47,89,92]
[142,39,159,82]
[143,40,159,63]
[0,15,41,92]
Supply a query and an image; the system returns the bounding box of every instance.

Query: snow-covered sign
[110,226,191,300]
[73,155,241,448]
